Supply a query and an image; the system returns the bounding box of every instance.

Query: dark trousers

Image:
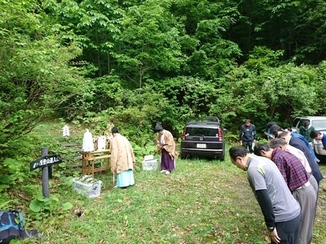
[272,213,301,244]
[242,141,253,153]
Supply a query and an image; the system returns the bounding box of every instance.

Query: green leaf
[62,202,73,211]
[29,199,42,212]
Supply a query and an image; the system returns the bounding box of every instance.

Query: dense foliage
[1,0,326,197]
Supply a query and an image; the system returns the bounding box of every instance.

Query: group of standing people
[109,124,176,188]
[102,119,326,243]
[233,120,324,244]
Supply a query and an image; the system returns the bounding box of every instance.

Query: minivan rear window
[186,127,218,136]
[312,120,326,130]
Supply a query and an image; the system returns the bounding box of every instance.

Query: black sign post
[41,148,49,198]
[30,148,62,198]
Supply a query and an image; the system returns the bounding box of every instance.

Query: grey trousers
[292,178,318,244]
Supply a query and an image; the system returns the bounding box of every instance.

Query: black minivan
[180,117,226,160]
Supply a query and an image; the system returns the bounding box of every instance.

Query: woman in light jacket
[110,127,135,188]
[154,124,176,175]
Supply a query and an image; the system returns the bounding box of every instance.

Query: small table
[81,149,111,177]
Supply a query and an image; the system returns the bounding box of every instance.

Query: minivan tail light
[182,127,187,140]
[218,127,223,141]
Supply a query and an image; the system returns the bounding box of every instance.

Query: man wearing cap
[154,124,176,175]
[110,127,135,188]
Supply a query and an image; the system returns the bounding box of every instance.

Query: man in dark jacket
[240,119,256,153]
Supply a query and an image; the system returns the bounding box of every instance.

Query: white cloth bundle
[82,129,94,152]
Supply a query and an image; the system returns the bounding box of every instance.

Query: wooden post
[41,147,50,198]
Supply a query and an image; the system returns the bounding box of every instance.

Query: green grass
[19,157,326,244]
[4,121,326,244]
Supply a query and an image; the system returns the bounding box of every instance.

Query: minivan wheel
[216,154,225,161]
[180,153,187,159]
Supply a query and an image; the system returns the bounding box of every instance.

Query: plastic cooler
[72,176,102,198]
[142,159,158,171]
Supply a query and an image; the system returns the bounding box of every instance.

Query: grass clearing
[8,122,326,243]
[21,156,326,244]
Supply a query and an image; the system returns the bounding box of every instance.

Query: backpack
[0,210,24,244]
[0,210,40,244]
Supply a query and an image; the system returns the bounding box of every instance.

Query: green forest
[1,0,326,242]
[2,0,326,143]
[2,0,326,182]
[1,0,326,186]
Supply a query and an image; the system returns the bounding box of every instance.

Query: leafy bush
[29,194,73,220]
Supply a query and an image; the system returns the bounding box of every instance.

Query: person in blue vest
[310,130,326,150]
[240,119,256,153]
